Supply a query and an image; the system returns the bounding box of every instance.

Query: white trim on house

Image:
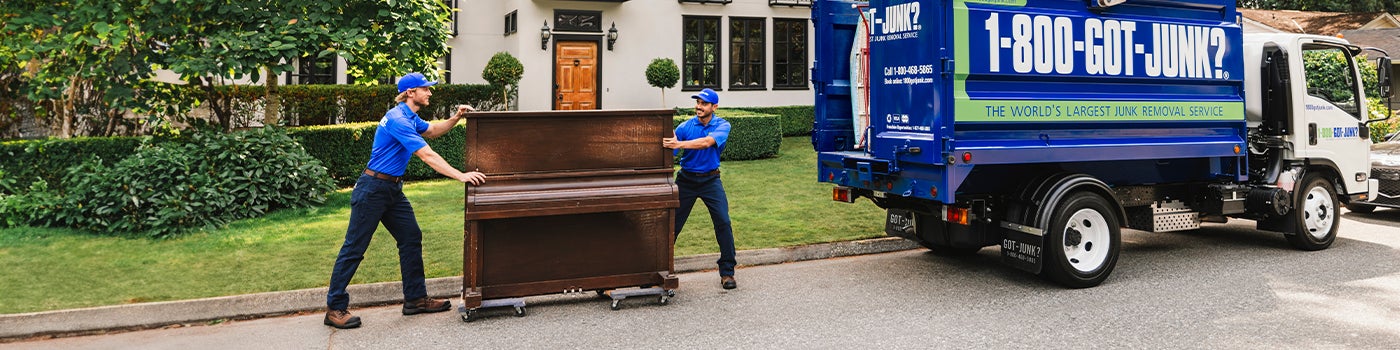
[1242,17,1287,34]
[451,0,815,111]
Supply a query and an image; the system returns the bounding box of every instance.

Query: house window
[729,17,765,90]
[445,0,459,36]
[683,16,721,90]
[768,0,812,6]
[505,10,518,36]
[288,55,336,85]
[441,48,453,84]
[773,18,808,89]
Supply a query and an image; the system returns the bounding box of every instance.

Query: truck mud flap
[884,208,918,240]
[999,221,1044,274]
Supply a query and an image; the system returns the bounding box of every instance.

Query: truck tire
[1040,191,1121,288]
[1344,202,1375,213]
[1286,174,1338,251]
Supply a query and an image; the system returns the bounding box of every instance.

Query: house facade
[287,0,817,111]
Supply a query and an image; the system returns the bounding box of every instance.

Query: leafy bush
[673,110,781,161]
[1,128,336,237]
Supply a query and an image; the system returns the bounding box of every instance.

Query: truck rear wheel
[1286,174,1338,250]
[1041,192,1121,288]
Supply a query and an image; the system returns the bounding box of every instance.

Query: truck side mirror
[1377,57,1392,98]
[1375,57,1392,122]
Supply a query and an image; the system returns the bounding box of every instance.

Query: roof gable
[1239,9,1399,36]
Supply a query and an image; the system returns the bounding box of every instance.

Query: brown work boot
[402,297,452,315]
[721,275,737,290]
[324,309,361,329]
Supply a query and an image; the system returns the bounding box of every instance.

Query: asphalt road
[7,210,1400,349]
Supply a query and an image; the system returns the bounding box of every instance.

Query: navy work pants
[674,172,737,276]
[327,174,428,310]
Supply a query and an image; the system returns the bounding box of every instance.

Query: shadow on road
[1344,208,1400,227]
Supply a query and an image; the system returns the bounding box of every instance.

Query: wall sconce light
[540,21,552,50]
[606,22,619,51]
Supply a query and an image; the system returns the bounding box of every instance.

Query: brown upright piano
[460,109,679,321]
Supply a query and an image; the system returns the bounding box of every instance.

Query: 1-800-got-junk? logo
[879,2,921,34]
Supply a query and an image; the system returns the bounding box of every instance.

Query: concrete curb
[0,237,918,340]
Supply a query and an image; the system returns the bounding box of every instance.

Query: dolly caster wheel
[514,306,526,317]
[610,300,621,310]
[460,310,477,323]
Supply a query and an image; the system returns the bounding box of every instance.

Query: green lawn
[0,137,886,314]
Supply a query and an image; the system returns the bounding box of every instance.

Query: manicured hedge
[0,137,144,195]
[672,110,781,161]
[212,84,500,127]
[289,122,467,187]
[730,105,814,136]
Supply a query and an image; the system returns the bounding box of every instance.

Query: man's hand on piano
[458,171,486,185]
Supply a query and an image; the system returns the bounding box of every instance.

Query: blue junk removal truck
[813,0,1393,287]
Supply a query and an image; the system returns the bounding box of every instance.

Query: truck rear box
[814,0,1247,202]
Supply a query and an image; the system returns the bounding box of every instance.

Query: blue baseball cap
[691,88,719,104]
[397,72,437,93]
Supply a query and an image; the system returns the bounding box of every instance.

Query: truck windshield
[1302,45,1361,118]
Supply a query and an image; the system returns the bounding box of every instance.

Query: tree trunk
[103,109,118,136]
[264,69,281,127]
[198,77,231,131]
[57,78,79,138]
[660,88,666,108]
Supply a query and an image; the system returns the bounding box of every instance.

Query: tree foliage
[0,0,454,135]
[1238,0,1400,12]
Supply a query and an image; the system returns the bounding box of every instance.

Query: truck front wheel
[1286,174,1339,251]
[1041,192,1121,288]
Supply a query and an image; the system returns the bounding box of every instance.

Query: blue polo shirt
[366,102,431,177]
[675,115,730,173]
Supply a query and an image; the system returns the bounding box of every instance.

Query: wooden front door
[554,41,598,110]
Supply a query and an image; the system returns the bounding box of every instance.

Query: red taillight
[827,172,835,181]
[945,207,969,225]
[833,187,855,203]
[962,152,972,163]
[930,186,938,197]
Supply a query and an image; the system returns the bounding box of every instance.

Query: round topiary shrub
[482,52,524,108]
[646,58,680,107]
